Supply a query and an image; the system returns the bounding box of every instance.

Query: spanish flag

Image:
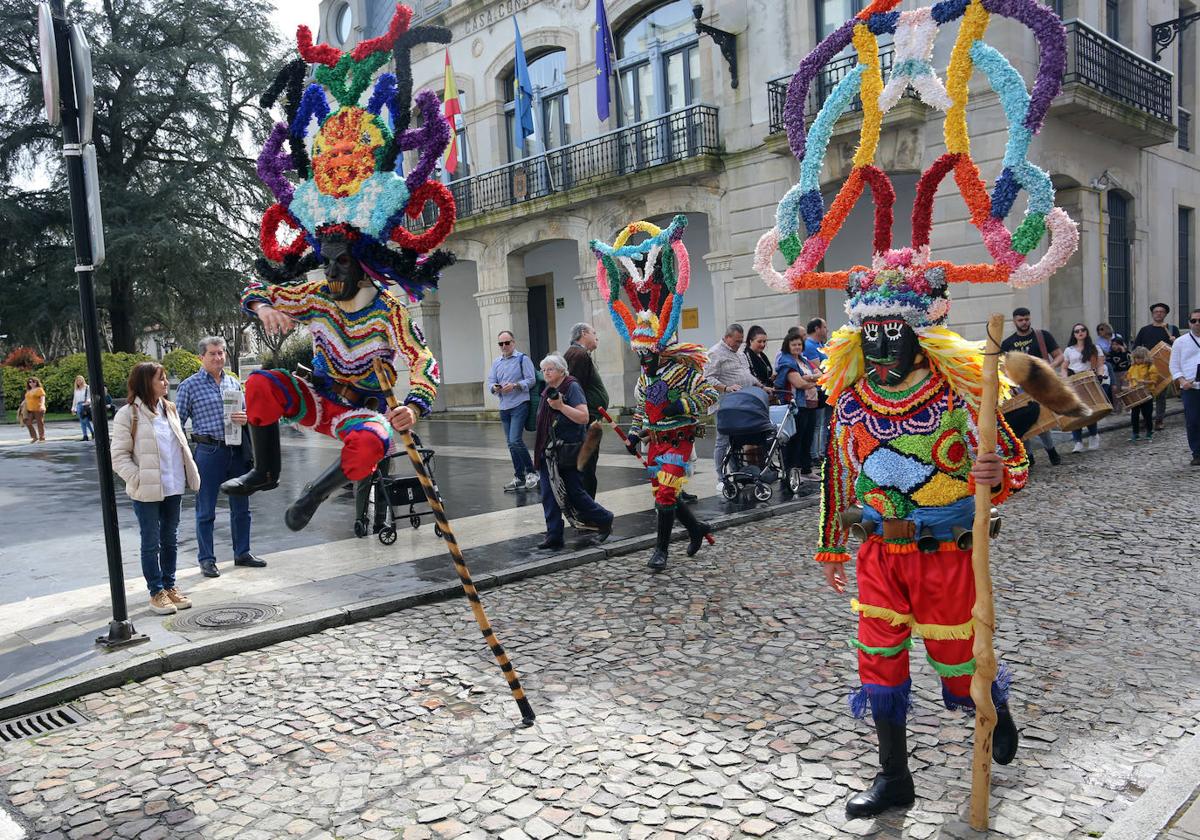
[442,49,463,175]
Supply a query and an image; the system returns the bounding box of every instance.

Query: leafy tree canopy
[0,0,284,356]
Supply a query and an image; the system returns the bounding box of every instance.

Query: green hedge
[263,334,313,373]
[162,348,202,380]
[2,351,152,412]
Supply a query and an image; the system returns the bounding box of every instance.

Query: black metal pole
[49,0,144,647]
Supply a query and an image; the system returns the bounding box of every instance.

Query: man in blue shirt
[804,318,831,463]
[486,331,538,491]
[175,337,266,578]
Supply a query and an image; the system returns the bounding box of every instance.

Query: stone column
[474,287,530,410]
[705,250,735,331]
[408,299,443,412]
[577,272,641,410]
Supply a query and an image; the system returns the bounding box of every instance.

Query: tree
[0,0,283,353]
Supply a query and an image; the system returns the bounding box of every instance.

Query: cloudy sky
[268,1,321,44]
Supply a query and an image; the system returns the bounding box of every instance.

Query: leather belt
[646,424,703,444]
[191,433,227,447]
[327,380,384,411]
[880,519,917,540]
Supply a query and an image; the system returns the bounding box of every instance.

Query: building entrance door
[526,274,555,365]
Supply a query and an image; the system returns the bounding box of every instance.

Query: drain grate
[171,602,281,632]
[0,704,88,744]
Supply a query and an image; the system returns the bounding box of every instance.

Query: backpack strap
[1034,329,1049,360]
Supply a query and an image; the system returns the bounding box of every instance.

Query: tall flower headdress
[590,215,693,353]
[754,0,1080,329]
[253,4,455,299]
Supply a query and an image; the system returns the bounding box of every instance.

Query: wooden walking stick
[596,406,650,467]
[969,313,1004,829]
[372,360,535,726]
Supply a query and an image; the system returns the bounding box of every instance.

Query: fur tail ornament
[1002,352,1088,417]
[578,422,603,471]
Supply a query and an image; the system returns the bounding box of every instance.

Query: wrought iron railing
[767,47,915,135]
[1179,107,1192,150]
[1063,20,1173,122]
[416,104,720,225]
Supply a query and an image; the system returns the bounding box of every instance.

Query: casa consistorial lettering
[461,0,534,35]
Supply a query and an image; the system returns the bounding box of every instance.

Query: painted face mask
[320,237,365,301]
[861,317,921,386]
[637,349,661,375]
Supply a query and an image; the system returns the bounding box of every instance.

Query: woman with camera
[533,354,613,550]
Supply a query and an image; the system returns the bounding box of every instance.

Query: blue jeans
[1183,389,1200,457]
[76,408,93,439]
[132,495,182,595]
[538,463,613,542]
[1071,424,1098,442]
[499,403,534,480]
[194,442,251,565]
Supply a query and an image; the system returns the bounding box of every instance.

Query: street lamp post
[41,0,146,648]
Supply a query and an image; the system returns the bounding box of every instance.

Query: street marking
[0,804,25,840]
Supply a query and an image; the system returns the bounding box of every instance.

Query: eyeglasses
[1074,328,1087,333]
[1190,318,1200,324]
[498,340,512,346]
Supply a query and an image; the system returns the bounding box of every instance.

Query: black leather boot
[674,503,712,557]
[647,504,674,572]
[993,704,1019,765]
[285,459,348,531]
[221,423,281,496]
[846,716,915,819]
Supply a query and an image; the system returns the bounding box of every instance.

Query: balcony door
[1106,192,1132,339]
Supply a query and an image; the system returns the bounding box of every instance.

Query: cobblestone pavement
[2,428,1199,840]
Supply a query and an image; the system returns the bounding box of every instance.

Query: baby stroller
[353,438,440,544]
[716,387,802,501]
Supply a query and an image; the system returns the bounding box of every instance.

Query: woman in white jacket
[111,362,201,615]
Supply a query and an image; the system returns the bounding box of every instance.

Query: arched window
[1107,191,1133,338]
[503,49,570,161]
[615,0,701,125]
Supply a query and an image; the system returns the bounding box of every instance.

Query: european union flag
[595,0,616,121]
[512,18,535,156]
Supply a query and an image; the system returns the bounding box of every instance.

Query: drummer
[1134,303,1182,432]
[1002,308,1066,465]
[1057,323,1107,453]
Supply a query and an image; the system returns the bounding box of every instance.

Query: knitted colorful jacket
[629,356,718,437]
[242,280,439,416]
[816,369,1028,562]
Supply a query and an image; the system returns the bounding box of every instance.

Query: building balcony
[1051,20,1176,147]
[416,104,721,231]
[766,48,924,153]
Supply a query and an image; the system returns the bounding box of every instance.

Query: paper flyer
[223,389,244,447]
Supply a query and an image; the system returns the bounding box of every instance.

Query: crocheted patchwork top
[242,280,439,415]
[816,369,1028,562]
[628,359,718,436]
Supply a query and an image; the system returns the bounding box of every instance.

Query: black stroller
[716,387,802,501]
[353,439,440,544]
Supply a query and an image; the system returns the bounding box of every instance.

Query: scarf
[534,374,579,470]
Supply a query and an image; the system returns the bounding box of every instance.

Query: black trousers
[785,406,816,474]
[1131,400,1154,435]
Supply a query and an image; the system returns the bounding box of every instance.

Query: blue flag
[595,0,616,121]
[512,18,535,155]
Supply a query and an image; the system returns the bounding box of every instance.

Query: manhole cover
[171,603,281,631]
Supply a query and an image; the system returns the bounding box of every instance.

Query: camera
[545,386,560,401]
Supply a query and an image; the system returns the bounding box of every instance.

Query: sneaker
[1130,433,1140,442]
[1088,435,1100,451]
[163,588,192,610]
[1145,432,1153,441]
[1047,449,1062,466]
[503,478,524,492]
[1191,455,1200,466]
[524,473,539,490]
[1071,441,1083,453]
[1154,419,1165,431]
[149,591,177,615]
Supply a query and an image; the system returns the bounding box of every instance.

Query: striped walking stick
[373,360,535,726]
[968,313,1003,829]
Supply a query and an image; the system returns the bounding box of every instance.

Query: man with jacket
[487,331,538,491]
[564,322,609,497]
[1135,303,1182,431]
[704,323,759,490]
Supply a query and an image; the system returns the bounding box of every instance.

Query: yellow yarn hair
[819,325,1013,410]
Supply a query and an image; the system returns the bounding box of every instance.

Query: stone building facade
[315,0,1200,410]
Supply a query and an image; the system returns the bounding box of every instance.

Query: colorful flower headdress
[590,215,692,352]
[253,4,456,300]
[754,0,1080,328]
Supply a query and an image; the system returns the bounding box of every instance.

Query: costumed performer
[590,215,718,572]
[222,4,456,531]
[752,0,1085,817]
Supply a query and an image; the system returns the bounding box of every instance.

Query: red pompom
[390,181,456,252]
[297,25,343,67]
[351,5,413,60]
[260,204,309,262]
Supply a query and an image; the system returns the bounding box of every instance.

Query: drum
[1056,370,1112,431]
[1115,384,1152,409]
[1000,391,1058,440]
[1151,341,1173,379]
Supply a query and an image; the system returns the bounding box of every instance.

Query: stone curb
[1104,732,1200,840]
[0,492,819,721]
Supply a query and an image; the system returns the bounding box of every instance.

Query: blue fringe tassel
[942,662,1014,712]
[931,0,970,24]
[868,11,900,34]
[990,168,1021,220]
[849,679,912,724]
